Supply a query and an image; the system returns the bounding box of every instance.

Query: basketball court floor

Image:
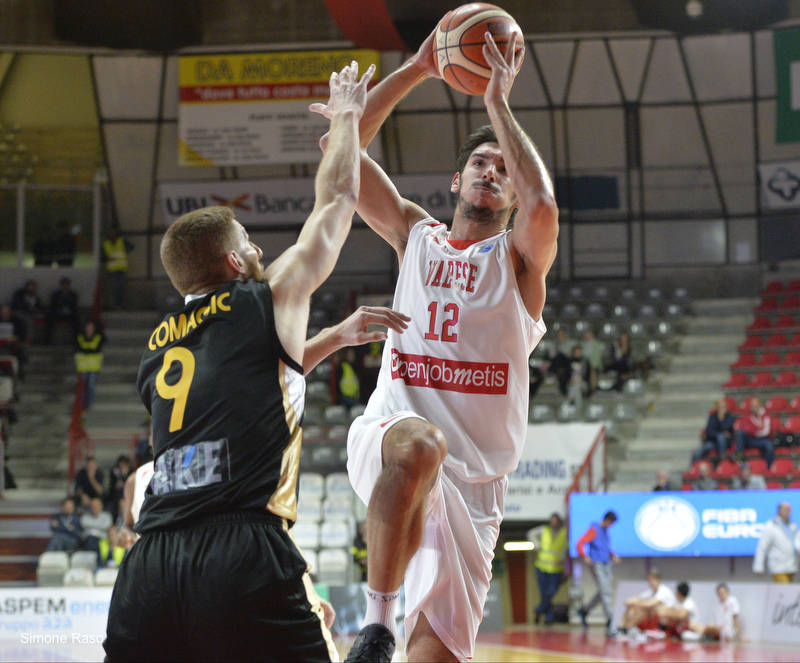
[3,625,796,662]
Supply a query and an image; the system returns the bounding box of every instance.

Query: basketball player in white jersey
[312,30,558,663]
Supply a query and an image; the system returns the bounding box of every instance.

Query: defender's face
[452,142,516,212]
[232,221,264,282]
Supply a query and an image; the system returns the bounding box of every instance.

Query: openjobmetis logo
[390,349,508,395]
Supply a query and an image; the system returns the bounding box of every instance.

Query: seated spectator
[701,583,742,642]
[74,319,105,411]
[655,581,702,640]
[734,396,775,469]
[567,344,591,408]
[335,348,361,408]
[74,456,104,507]
[0,304,28,379]
[694,461,717,491]
[45,497,81,552]
[731,463,766,490]
[106,455,131,522]
[101,524,135,567]
[582,329,604,393]
[79,497,113,567]
[45,277,80,344]
[548,328,572,396]
[606,331,633,391]
[10,279,44,342]
[653,469,672,491]
[528,354,546,400]
[619,568,676,634]
[693,398,736,466]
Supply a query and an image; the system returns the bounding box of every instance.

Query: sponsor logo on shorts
[390,349,508,395]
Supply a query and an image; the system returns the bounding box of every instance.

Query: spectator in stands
[74,319,105,411]
[619,568,676,636]
[106,455,131,523]
[102,225,134,309]
[731,463,767,490]
[351,521,368,582]
[45,497,81,552]
[567,345,591,408]
[653,469,672,491]
[32,225,55,267]
[576,510,620,637]
[753,502,800,583]
[702,583,741,642]
[0,304,28,378]
[360,340,383,399]
[528,355,546,400]
[734,396,776,469]
[54,221,77,267]
[74,456,104,507]
[528,513,567,625]
[606,331,633,391]
[694,398,736,467]
[336,347,361,408]
[548,328,572,396]
[45,277,80,344]
[80,497,113,567]
[11,279,44,342]
[694,461,717,491]
[582,329,604,393]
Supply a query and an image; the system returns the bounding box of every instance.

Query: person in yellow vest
[336,347,362,408]
[529,513,567,625]
[102,225,133,309]
[75,319,105,411]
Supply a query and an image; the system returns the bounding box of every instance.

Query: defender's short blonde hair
[160,206,237,295]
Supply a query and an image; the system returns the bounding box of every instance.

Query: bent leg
[406,612,458,663]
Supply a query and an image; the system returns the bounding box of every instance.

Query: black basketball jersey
[135,280,305,533]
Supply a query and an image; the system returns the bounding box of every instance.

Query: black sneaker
[344,623,395,663]
[578,608,588,628]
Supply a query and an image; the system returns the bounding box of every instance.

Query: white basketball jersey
[131,461,154,525]
[365,219,546,481]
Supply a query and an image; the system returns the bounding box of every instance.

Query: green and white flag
[775,28,800,143]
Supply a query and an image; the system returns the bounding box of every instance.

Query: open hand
[482,31,524,107]
[334,306,410,347]
[309,61,375,120]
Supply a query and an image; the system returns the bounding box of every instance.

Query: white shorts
[347,411,507,662]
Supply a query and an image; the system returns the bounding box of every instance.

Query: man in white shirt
[620,568,676,633]
[702,583,742,642]
[753,502,800,582]
[656,581,701,639]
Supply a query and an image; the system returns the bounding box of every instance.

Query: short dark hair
[549,512,563,526]
[603,510,618,523]
[677,581,690,597]
[456,124,498,175]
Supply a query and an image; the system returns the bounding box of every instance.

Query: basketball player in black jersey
[103,62,403,662]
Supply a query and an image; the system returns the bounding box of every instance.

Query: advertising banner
[762,583,800,643]
[569,489,800,557]
[505,423,602,521]
[178,50,380,166]
[158,174,459,226]
[759,160,800,209]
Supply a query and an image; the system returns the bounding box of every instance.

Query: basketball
[434,3,523,96]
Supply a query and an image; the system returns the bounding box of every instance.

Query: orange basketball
[434,3,523,96]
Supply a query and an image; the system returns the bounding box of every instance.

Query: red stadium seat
[732,353,756,368]
[752,372,775,388]
[771,416,784,435]
[765,396,790,413]
[739,336,763,350]
[682,483,693,491]
[724,373,749,389]
[783,415,800,432]
[790,396,800,412]
[757,352,781,367]
[739,397,754,413]
[791,333,800,346]
[767,481,784,490]
[783,352,800,366]
[684,461,705,479]
[789,481,800,489]
[775,314,796,328]
[717,482,729,490]
[724,396,740,412]
[766,334,789,348]
[747,317,771,331]
[756,299,778,312]
[748,458,768,475]
[782,295,800,309]
[764,281,784,294]
[776,371,798,387]
[713,459,741,478]
[767,458,795,478]
[789,280,800,292]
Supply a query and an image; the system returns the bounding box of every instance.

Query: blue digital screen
[568,490,800,557]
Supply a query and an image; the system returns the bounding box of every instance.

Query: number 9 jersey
[134,280,306,534]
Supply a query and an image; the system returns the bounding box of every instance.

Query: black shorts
[103,511,334,662]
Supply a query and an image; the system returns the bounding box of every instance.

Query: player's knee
[395,427,447,476]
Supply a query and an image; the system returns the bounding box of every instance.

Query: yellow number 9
[155,347,196,432]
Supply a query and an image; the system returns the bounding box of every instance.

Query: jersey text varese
[135,280,305,533]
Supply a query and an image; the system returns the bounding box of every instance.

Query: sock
[362,585,400,639]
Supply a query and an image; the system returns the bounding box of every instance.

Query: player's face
[232,221,264,282]
[452,142,516,217]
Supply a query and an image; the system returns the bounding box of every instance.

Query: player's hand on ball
[411,25,441,78]
[309,61,375,120]
[482,31,524,106]
[336,306,410,347]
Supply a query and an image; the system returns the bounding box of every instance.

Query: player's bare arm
[483,32,559,321]
[302,306,410,375]
[266,62,373,364]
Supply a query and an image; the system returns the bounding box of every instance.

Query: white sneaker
[681,630,701,642]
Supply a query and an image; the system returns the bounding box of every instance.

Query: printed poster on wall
[178,50,380,166]
[775,28,800,144]
[759,160,800,209]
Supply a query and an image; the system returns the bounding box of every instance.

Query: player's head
[601,510,617,526]
[646,568,662,591]
[161,206,264,296]
[676,581,689,601]
[715,582,729,601]
[451,125,517,227]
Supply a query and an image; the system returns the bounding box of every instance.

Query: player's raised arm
[483,32,559,321]
[266,61,373,362]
